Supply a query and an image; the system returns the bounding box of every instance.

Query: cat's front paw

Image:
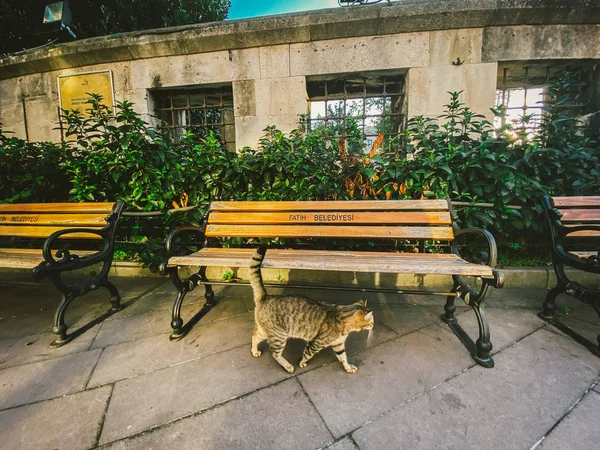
[251,349,262,358]
[344,364,358,374]
[284,364,295,373]
[298,360,308,368]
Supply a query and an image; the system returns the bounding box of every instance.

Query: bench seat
[567,251,599,262]
[169,248,495,278]
[0,248,95,269]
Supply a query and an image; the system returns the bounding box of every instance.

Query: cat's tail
[249,244,268,304]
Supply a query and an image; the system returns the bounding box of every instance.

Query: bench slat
[0,202,115,213]
[169,248,492,278]
[0,214,108,227]
[208,211,452,225]
[205,224,454,240]
[551,197,600,208]
[0,248,96,268]
[209,200,449,212]
[557,209,600,223]
[568,251,599,261]
[565,230,600,238]
[197,248,461,259]
[0,226,103,239]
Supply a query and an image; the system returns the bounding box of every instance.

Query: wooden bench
[539,195,600,356]
[160,199,504,367]
[0,202,125,347]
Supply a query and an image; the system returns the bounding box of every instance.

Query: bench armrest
[165,225,206,257]
[33,202,124,278]
[453,227,498,268]
[159,225,207,276]
[452,227,504,288]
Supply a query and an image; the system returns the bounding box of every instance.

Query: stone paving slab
[325,437,359,450]
[0,300,106,341]
[440,306,546,354]
[352,329,600,450]
[540,390,600,450]
[0,277,163,342]
[146,280,220,297]
[0,329,96,370]
[484,287,545,310]
[375,303,453,336]
[201,296,251,321]
[99,344,292,444]
[0,349,102,410]
[104,379,332,450]
[0,386,111,450]
[552,303,600,345]
[297,325,474,438]
[2,281,600,450]
[90,300,219,349]
[88,311,255,387]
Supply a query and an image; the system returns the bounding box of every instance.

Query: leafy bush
[0,71,598,267]
[0,124,71,203]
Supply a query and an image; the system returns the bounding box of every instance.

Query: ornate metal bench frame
[30,201,126,347]
[160,199,504,368]
[539,195,600,356]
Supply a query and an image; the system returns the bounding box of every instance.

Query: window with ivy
[307,73,406,152]
[153,86,235,149]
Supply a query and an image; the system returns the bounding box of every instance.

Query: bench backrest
[549,196,600,238]
[0,203,117,239]
[205,200,454,240]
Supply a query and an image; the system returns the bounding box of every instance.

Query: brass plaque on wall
[58,70,115,116]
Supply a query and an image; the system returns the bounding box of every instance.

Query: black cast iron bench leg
[165,265,218,341]
[46,261,123,348]
[538,261,600,357]
[442,275,498,368]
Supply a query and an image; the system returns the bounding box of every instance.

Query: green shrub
[0,124,71,203]
[0,71,598,267]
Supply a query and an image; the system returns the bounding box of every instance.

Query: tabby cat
[249,245,374,374]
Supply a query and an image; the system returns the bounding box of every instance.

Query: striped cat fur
[249,245,374,373]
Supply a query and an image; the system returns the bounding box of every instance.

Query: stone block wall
[0,0,598,148]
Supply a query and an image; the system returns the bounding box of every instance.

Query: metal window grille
[495,66,547,133]
[495,63,592,134]
[307,75,405,152]
[154,86,235,149]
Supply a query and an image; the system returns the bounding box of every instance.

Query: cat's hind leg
[268,335,294,373]
[251,324,267,357]
[332,342,357,373]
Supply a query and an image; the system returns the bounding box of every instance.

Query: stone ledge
[2,261,598,289]
[1,0,599,79]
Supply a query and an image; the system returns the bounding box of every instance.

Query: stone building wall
[0,0,599,148]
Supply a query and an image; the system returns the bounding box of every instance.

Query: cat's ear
[356,298,368,307]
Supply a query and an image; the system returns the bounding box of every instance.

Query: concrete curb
[109,262,598,290]
[3,261,598,289]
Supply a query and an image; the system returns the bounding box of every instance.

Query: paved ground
[0,274,599,450]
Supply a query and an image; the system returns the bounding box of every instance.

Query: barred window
[494,62,598,136]
[153,86,235,149]
[495,65,547,134]
[307,74,406,152]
